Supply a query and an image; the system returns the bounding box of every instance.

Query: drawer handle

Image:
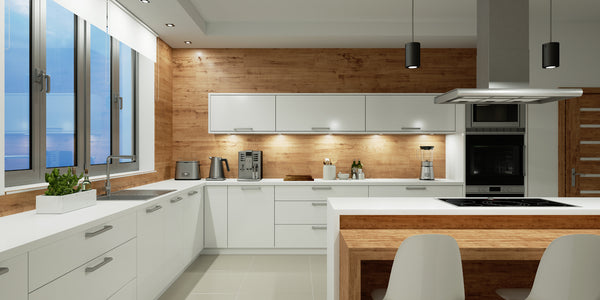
[188,190,199,196]
[241,187,261,190]
[234,127,254,132]
[311,202,327,206]
[312,225,327,230]
[170,196,183,203]
[401,127,422,130]
[85,225,114,239]
[311,127,330,131]
[0,267,8,276]
[85,257,113,274]
[146,205,162,213]
[311,186,332,190]
[406,186,427,190]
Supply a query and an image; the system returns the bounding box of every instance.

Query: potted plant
[36,167,97,214]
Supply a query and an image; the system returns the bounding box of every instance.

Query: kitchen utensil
[238,150,262,181]
[419,146,435,180]
[338,172,350,180]
[175,161,200,180]
[207,156,229,181]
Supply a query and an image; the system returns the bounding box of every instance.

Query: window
[4,0,139,186]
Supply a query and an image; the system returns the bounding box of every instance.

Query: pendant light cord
[411,0,415,42]
[549,0,553,42]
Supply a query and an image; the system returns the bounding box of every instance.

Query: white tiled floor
[159,255,326,300]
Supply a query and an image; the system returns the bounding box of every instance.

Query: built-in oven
[466,104,526,131]
[466,134,525,197]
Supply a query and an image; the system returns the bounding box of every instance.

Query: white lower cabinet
[108,279,136,300]
[368,185,464,197]
[0,253,27,300]
[228,186,275,248]
[29,238,136,300]
[137,198,168,300]
[204,186,228,248]
[184,189,204,259]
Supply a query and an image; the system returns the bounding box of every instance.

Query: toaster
[175,161,200,180]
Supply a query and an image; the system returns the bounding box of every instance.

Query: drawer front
[275,186,368,201]
[369,185,464,197]
[107,279,136,300]
[29,238,136,300]
[29,213,136,291]
[0,253,28,300]
[275,201,327,225]
[275,225,327,248]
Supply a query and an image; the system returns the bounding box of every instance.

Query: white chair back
[382,234,465,300]
[526,234,600,300]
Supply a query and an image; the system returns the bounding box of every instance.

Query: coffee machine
[238,150,262,181]
[419,146,435,180]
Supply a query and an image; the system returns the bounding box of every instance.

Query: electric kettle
[207,157,229,181]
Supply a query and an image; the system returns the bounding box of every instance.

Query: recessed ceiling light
[140,0,150,3]
[184,41,192,45]
[165,23,175,27]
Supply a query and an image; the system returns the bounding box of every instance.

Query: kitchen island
[326,197,600,300]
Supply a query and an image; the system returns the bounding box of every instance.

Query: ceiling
[115,0,598,49]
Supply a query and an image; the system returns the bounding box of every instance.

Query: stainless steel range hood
[435,0,582,104]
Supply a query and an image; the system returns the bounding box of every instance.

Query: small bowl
[337,173,350,180]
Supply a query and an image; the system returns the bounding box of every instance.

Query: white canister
[323,165,336,180]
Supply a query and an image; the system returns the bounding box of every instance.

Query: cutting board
[284,175,314,181]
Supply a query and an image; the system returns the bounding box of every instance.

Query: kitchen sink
[97,189,176,201]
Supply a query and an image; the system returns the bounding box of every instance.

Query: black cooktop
[438,198,576,207]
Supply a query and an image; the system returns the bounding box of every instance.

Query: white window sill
[4,169,158,195]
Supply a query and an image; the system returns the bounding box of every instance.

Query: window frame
[5,0,139,187]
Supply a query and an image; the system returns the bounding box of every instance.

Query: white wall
[526,0,600,196]
[137,54,155,172]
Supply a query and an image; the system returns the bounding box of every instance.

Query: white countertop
[328,197,600,215]
[188,178,463,186]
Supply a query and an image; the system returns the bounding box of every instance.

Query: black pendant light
[542,0,559,69]
[405,0,420,69]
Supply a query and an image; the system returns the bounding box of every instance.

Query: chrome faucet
[105,155,136,196]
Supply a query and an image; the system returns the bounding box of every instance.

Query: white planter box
[36,189,97,214]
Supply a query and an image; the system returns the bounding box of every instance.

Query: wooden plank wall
[171,48,476,179]
[0,38,173,217]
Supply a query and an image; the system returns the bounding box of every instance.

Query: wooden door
[559,88,600,196]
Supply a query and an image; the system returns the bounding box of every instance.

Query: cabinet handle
[405,186,427,190]
[311,202,327,206]
[188,190,199,196]
[170,196,184,203]
[146,205,162,213]
[234,127,253,132]
[0,267,8,276]
[311,127,330,131]
[85,225,114,239]
[241,186,261,190]
[401,127,421,130]
[312,225,327,230]
[85,257,113,274]
[312,186,332,190]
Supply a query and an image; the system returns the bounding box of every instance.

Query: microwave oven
[466,104,526,131]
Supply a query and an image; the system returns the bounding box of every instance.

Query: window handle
[45,74,51,93]
[36,69,45,92]
[114,94,123,110]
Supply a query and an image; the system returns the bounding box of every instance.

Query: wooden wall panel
[0,38,173,217]
[171,48,476,179]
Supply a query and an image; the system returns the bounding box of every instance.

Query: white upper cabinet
[366,95,456,133]
[276,95,366,132]
[209,95,276,133]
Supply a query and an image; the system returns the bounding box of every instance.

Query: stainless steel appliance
[207,157,229,181]
[175,161,200,180]
[419,146,435,180]
[466,134,525,197]
[238,150,262,181]
[438,198,575,207]
[466,104,525,132]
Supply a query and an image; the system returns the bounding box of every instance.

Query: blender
[419,146,435,180]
